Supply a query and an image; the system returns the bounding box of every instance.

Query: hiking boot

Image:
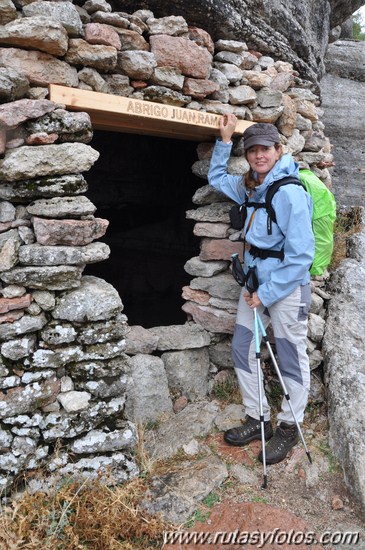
[258,422,299,464]
[224,415,273,447]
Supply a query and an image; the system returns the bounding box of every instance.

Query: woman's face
[246,144,281,182]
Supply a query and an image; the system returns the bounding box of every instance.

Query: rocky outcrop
[324,40,365,82]
[320,39,365,511]
[323,209,365,513]
[320,40,365,206]
[111,0,365,84]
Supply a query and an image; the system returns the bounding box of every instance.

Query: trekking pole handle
[231,253,246,287]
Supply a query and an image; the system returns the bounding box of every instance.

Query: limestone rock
[148,323,211,350]
[26,109,93,143]
[117,50,157,80]
[0,313,47,341]
[65,39,118,71]
[142,455,227,524]
[82,374,128,398]
[145,401,220,459]
[124,354,173,423]
[0,335,36,360]
[0,67,29,102]
[0,377,60,419]
[182,300,236,334]
[69,424,137,453]
[184,256,229,277]
[78,67,108,93]
[186,202,232,223]
[200,237,243,261]
[142,85,190,106]
[324,234,365,513]
[32,216,108,246]
[182,77,219,100]
[115,28,149,51]
[18,242,110,266]
[0,98,57,131]
[0,0,17,25]
[150,67,184,90]
[325,40,365,82]
[51,452,138,484]
[91,11,129,29]
[57,391,91,412]
[190,272,241,300]
[150,35,212,79]
[76,314,128,345]
[0,175,88,203]
[41,322,77,345]
[23,0,83,37]
[124,324,159,355]
[321,42,365,205]
[52,276,123,322]
[228,85,257,105]
[0,143,99,182]
[162,348,210,399]
[148,15,188,36]
[0,47,79,87]
[40,398,124,441]
[1,265,84,291]
[27,196,96,218]
[0,16,69,57]
[0,294,31,314]
[84,22,122,50]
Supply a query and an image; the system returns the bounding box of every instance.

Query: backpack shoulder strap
[265,176,304,233]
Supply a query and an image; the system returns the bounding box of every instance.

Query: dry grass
[330,206,363,270]
[0,474,173,550]
[211,372,242,406]
[0,425,176,550]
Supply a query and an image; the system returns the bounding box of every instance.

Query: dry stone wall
[0,0,333,493]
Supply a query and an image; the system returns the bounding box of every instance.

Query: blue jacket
[208,139,315,307]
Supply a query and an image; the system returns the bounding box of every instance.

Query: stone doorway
[85,131,202,327]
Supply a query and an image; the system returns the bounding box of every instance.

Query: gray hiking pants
[231,284,311,424]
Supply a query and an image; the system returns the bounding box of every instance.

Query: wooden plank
[48,84,253,141]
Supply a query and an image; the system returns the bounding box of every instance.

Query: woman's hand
[220,113,237,143]
[244,291,262,309]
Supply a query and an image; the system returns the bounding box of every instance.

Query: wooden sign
[48,84,253,141]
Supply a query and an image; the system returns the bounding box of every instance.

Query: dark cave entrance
[85,131,202,328]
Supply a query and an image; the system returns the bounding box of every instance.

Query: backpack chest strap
[249,245,284,261]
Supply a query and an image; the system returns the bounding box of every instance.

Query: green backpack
[264,169,337,275]
[298,169,336,276]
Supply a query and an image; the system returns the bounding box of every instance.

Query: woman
[208,115,315,464]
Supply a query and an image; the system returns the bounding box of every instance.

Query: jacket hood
[252,153,299,200]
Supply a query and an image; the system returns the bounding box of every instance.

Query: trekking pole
[253,306,268,488]
[231,254,268,488]
[255,312,313,464]
[245,262,268,488]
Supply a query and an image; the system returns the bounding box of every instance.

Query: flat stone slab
[142,455,228,524]
[145,400,220,460]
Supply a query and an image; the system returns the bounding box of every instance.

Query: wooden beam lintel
[48,84,254,141]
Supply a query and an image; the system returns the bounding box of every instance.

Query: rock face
[323,212,365,513]
[112,0,365,84]
[320,40,365,206]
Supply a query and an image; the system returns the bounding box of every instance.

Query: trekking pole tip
[261,475,267,490]
[306,451,313,464]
